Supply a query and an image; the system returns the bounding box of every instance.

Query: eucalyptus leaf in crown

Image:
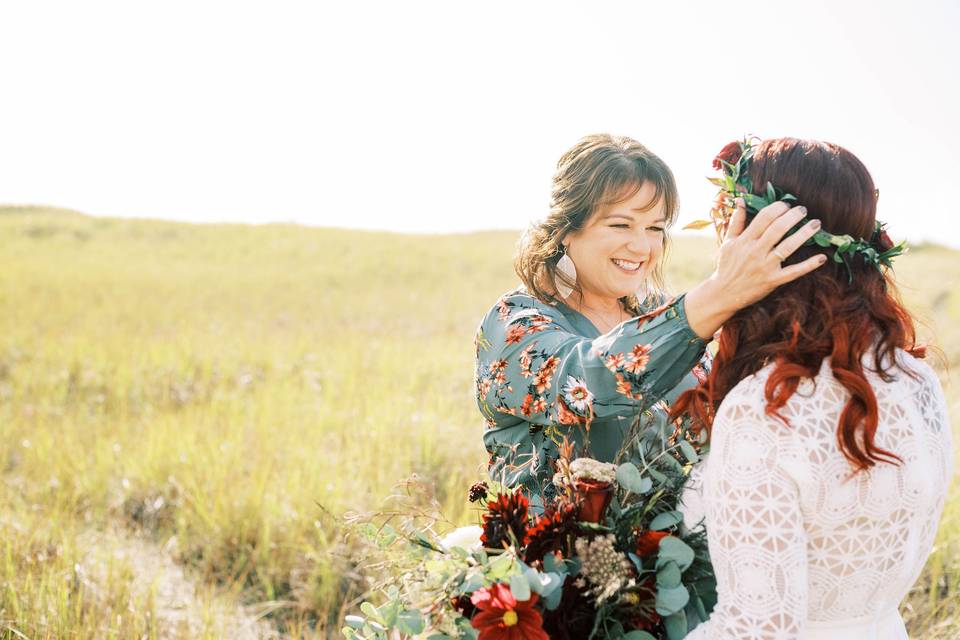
[684,136,907,280]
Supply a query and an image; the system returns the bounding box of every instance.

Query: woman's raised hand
[684,199,826,340]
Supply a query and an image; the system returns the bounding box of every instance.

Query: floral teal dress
[475,289,708,510]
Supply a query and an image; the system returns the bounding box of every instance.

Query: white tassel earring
[555,247,577,300]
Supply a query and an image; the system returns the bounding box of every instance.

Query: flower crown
[685,137,907,280]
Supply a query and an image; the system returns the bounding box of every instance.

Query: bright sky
[2,0,958,247]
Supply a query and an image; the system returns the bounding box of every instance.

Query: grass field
[0,206,957,639]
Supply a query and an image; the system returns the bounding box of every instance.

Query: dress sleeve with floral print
[475,289,707,499]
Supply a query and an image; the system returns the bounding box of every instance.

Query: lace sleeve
[686,377,808,640]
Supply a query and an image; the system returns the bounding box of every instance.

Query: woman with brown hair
[679,138,953,639]
[474,133,826,510]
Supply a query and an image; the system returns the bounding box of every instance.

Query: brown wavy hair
[514,134,679,311]
[671,138,923,472]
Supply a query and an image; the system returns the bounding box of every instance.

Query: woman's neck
[566,290,622,315]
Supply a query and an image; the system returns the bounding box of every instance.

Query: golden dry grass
[0,206,956,638]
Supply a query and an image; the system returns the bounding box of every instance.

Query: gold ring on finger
[772,248,787,262]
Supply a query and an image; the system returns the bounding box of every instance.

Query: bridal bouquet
[342,418,713,640]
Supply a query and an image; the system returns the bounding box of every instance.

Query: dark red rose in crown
[575,479,614,524]
[877,229,894,252]
[712,140,743,170]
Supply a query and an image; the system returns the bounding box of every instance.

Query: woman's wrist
[684,277,740,340]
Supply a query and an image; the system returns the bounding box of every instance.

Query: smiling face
[562,181,666,305]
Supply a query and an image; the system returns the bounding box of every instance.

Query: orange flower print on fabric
[519,345,535,378]
[497,299,511,320]
[625,344,651,374]
[520,394,535,417]
[604,352,626,370]
[506,324,527,345]
[614,373,643,400]
[602,343,653,400]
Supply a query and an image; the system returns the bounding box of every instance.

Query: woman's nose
[626,231,651,256]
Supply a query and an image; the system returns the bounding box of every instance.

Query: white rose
[439,525,483,552]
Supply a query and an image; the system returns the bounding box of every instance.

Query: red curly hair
[672,138,924,472]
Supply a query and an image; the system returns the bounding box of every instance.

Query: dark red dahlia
[481,491,530,549]
[523,502,578,563]
[712,140,743,170]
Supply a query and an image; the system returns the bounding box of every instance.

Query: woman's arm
[686,378,808,640]
[476,293,705,428]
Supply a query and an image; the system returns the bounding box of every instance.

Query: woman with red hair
[680,138,953,640]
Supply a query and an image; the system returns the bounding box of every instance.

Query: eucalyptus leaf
[510,574,531,601]
[648,468,668,484]
[694,594,708,621]
[657,560,682,588]
[664,610,689,640]
[656,584,690,615]
[541,573,564,599]
[459,573,484,594]
[657,536,695,572]
[397,610,425,636]
[623,631,657,640]
[617,463,652,494]
[678,440,699,463]
[543,552,561,573]
[488,553,515,580]
[649,510,683,531]
[344,615,366,629]
[379,598,400,626]
[359,602,382,625]
[544,579,564,610]
[524,567,546,593]
[765,181,777,202]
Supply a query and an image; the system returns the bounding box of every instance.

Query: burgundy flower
[635,529,670,557]
[712,140,743,170]
[481,491,530,549]
[523,502,578,563]
[877,229,894,252]
[575,479,614,524]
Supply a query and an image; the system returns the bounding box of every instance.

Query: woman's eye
[610,224,630,229]
[648,226,665,233]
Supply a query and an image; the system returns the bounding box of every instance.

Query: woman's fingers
[758,206,807,251]
[724,198,747,240]
[773,218,822,259]
[774,254,828,286]
[740,200,793,241]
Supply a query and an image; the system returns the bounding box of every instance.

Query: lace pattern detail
[686,352,953,639]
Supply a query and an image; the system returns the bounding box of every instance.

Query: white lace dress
[683,352,953,640]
